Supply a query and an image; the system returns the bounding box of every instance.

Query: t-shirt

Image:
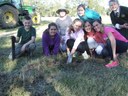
[17,26,36,44]
[103,26,128,42]
[56,16,72,36]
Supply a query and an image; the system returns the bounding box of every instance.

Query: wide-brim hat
[56,9,69,14]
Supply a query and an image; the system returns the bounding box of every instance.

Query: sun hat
[56,8,69,14]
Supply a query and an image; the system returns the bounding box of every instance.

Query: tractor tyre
[0,5,19,28]
[31,12,41,25]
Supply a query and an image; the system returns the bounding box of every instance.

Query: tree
[27,0,107,17]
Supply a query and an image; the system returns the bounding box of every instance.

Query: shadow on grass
[56,57,128,96]
[0,37,37,94]
[0,37,12,71]
[0,63,61,96]
[0,36,62,95]
[0,35,128,96]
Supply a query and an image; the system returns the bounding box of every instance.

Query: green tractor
[0,0,41,28]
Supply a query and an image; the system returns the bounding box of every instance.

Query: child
[56,8,72,51]
[8,15,36,59]
[64,18,90,63]
[109,0,128,39]
[77,4,101,23]
[83,21,107,57]
[92,20,128,68]
[42,22,61,56]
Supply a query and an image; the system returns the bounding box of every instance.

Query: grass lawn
[0,25,128,96]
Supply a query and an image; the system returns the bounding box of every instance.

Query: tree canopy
[27,0,107,17]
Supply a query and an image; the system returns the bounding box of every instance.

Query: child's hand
[11,36,16,43]
[67,53,73,64]
[67,51,70,56]
[124,23,128,29]
[113,54,119,62]
[21,44,27,52]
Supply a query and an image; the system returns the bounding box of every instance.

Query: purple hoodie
[42,32,61,56]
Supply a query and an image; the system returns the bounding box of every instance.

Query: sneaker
[82,51,90,59]
[105,61,119,68]
[67,54,72,64]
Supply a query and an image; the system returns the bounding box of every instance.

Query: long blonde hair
[68,18,83,34]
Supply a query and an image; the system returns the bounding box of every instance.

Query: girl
[84,21,107,57]
[77,4,101,23]
[92,20,128,68]
[42,23,61,56]
[65,18,90,63]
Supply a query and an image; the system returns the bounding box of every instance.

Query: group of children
[9,0,128,68]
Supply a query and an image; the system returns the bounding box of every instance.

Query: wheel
[31,12,41,25]
[0,5,19,28]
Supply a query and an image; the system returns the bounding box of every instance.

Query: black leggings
[102,39,128,60]
[66,39,91,55]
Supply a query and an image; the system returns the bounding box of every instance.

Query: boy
[56,8,72,52]
[109,0,128,39]
[9,15,36,59]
